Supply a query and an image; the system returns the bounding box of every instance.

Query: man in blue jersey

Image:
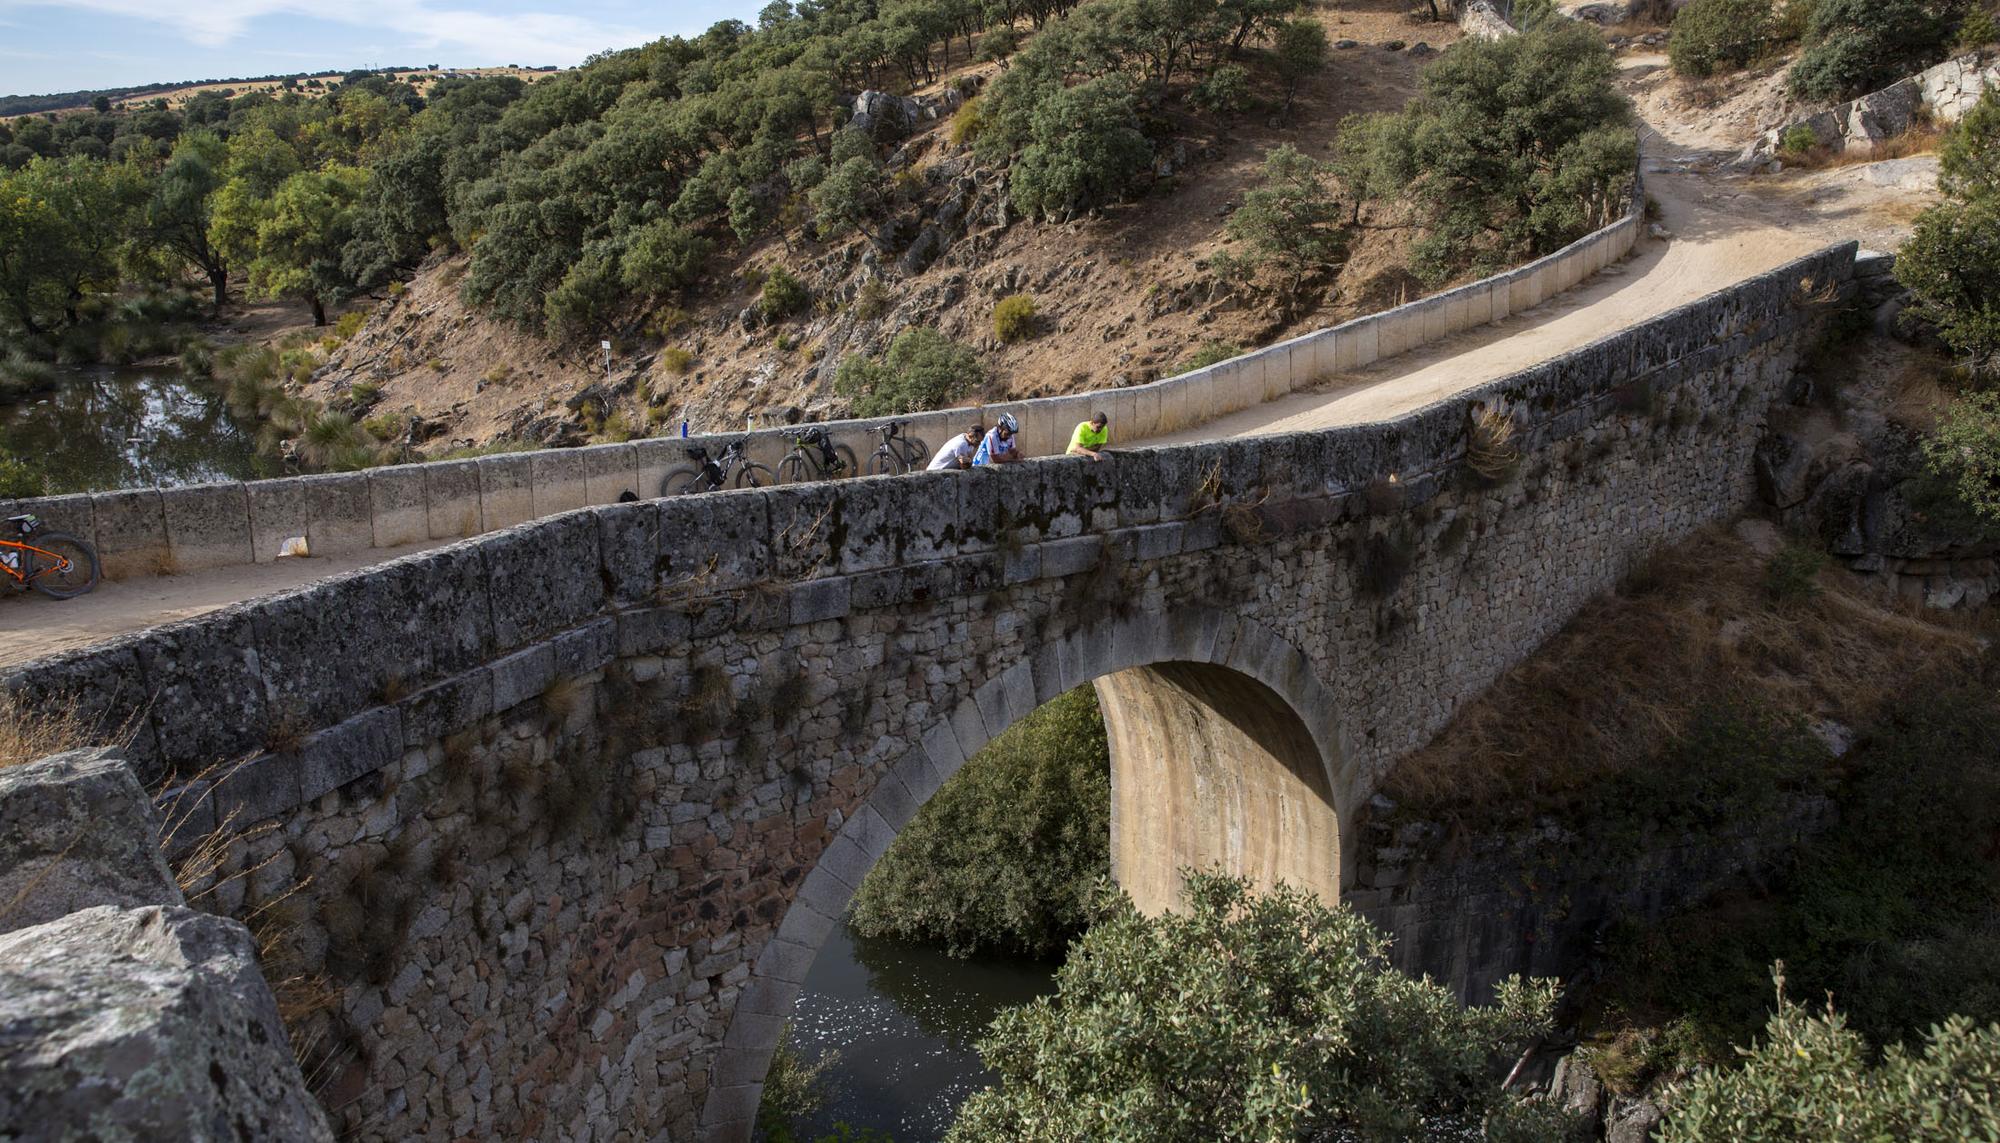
[973,413,1023,466]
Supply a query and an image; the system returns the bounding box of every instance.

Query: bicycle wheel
[26,532,100,599]
[777,453,812,484]
[735,463,775,489]
[900,437,931,471]
[662,468,713,496]
[866,448,900,477]
[831,443,859,479]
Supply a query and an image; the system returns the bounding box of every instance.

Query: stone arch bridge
[1,246,1854,1141]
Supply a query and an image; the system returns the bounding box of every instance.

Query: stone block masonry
[0,244,1855,1142]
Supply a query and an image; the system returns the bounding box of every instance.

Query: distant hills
[0,65,558,119]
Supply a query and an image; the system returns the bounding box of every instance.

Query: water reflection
[0,366,276,494]
[790,924,1057,1142]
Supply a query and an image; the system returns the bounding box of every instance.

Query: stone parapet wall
[0,193,1641,582]
[0,243,1853,1142]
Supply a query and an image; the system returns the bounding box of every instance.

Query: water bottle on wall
[680,418,689,439]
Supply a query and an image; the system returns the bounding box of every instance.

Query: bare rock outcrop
[0,905,336,1142]
[0,746,181,934]
[1459,0,1518,40]
[0,749,334,1142]
[1738,52,2000,168]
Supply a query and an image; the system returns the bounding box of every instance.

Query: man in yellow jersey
[1066,411,1109,461]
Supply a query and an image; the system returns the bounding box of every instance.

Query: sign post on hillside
[601,339,611,379]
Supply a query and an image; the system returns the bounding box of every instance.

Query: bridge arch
[697,608,1359,1137]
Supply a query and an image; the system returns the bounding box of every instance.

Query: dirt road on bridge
[0,59,1938,670]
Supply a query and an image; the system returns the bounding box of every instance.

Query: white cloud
[1,0,650,64]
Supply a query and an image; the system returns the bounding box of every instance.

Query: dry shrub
[540,676,585,725]
[1386,527,1989,816]
[1778,124,1943,171]
[154,760,345,1091]
[1221,503,1265,545]
[1466,405,1520,486]
[1190,459,1226,513]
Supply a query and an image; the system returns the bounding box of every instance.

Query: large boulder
[0,904,335,1142]
[0,747,181,934]
[1459,0,1518,39]
[848,90,925,139]
[1839,78,1923,151]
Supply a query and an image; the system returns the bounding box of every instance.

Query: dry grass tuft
[0,693,130,769]
[1779,124,1943,172]
[153,760,344,1087]
[1386,527,1990,816]
[1466,405,1520,486]
[540,676,585,725]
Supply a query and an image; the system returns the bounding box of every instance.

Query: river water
[0,366,273,493]
[789,923,1058,1141]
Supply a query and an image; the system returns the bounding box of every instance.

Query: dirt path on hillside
[1142,59,1935,444]
[0,59,1940,670]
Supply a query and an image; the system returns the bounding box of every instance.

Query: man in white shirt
[926,422,986,470]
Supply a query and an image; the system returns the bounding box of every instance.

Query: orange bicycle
[2,513,99,599]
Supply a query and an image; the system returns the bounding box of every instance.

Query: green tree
[833,325,982,415]
[808,155,887,241]
[947,873,1561,1143]
[1789,0,1950,103]
[620,219,712,297]
[1008,75,1152,222]
[222,165,371,325]
[1921,390,2000,527]
[207,126,304,280]
[1661,970,2000,1142]
[0,156,143,338]
[144,130,232,309]
[1898,92,2000,371]
[543,245,622,342]
[1669,0,1778,77]
[1340,19,1635,285]
[1225,144,1346,299]
[1219,0,1306,56]
[1272,17,1327,118]
[850,687,1109,958]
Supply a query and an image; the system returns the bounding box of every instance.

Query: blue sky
[0,1,768,97]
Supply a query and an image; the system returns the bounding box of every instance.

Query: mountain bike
[2,514,100,599]
[777,426,859,484]
[661,439,775,495]
[864,420,932,476]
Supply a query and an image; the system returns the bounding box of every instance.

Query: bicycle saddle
[6,514,37,535]
[684,445,710,461]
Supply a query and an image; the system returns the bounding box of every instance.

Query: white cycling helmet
[997,413,1019,434]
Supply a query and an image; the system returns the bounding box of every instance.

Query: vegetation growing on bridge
[848,686,1110,959]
